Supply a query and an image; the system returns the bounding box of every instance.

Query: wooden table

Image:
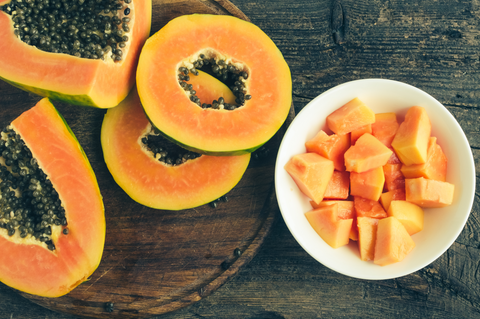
[1,0,480,318]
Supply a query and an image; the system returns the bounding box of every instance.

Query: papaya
[326,98,376,135]
[305,130,350,171]
[344,133,393,173]
[101,86,251,210]
[284,152,334,205]
[391,106,432,166]
[0,0,152,108]
[0,98,105,297]
[136,14,292,155]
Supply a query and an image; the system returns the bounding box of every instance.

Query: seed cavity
[0,0,132,62]
[0,126,67,251]
[141,126,202,166]
[177,51,252,111]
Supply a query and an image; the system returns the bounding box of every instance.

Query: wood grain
[1,0,480,318]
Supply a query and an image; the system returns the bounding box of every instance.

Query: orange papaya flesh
[351,124,372,145]
[310,200,354,219]
[1,98,105,297]
[101,87,251,210]
[354,196,387,219]
[350,166,385,201]
[344,133,393,173]
[326,98,376,135]
[380,188,406,211]
[137,14,292,155]
[0,0,152,108]
[405,177,454,208]
[371,112,399,148]
[374,217,415,266]
[305,204,353,249]
[188,70,237,105]
[387,200,424,236]
[391,106,432,166]
[401,137,447,182]
[323,171,350,200]
[305,131,350,171]
[285,153,334,205]
[357,217,379,261]
[383,163,405,191]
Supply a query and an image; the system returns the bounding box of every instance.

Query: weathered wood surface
[1,0,480,318]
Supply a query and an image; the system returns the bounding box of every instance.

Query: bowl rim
[274,78,476,280]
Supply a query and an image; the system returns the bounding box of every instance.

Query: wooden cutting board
[0,0,293,318]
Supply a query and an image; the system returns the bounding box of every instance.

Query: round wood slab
[0,0,293,317]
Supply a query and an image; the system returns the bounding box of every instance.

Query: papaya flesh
[0,0,152,108]
[137,14,292,155]
[0,98,105,297]
[101,86,251,210]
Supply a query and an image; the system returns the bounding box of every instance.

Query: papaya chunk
[380,188,406,211]
[305,204,353,249]
[284,153,334,204]
[374,217,415,266]
[305,130,350,171]
[350,166,385,202]
[405,177,454,208]
[372,112,399,147]
[357,217,379,261]
[391,106,432,166]
[383,163,405,191]
[326,98,376,135]
[344,133,393,173]
[354,196,387,219]
[387,200,424,235]
[323,171,350,200]
[401,137,447,182]
[310,200,357,241]
[351,124,372,145]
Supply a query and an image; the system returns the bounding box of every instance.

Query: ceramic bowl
[274,79,476,280]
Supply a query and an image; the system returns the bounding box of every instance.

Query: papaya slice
[0,98,105,297]
[136,14,292,155]
[101,86,251,210]
[0,0,152,108]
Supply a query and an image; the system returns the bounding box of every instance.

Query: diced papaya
[310,200,357,240]
[391,106,432,166]
[357,217,379,261]
[387,200,424,235]
[386,148,402,164]
[305,204,353,249]
[354,196,387,219]
[326,98,376,135]
[284,153,335,204]
[372,112,399,148]
[374,217,416,266]
[405,177,454,208]
[351,124,372,145]
[324,171,350,199]
[305,130,350,171]
[350,167,385,202]
[380,188,406,211]
[383,163,405,191]
[401,137,447,182]
[344,133,393,173]
[310,200,354,219]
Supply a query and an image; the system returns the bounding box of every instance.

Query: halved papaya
[101,85,251,210]
[136,14,292,155]
[0,0,151,108]
[0,98,105,297]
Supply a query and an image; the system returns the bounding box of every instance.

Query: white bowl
[275,79,476,280]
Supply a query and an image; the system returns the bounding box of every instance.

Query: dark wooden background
[1,0,480,318]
